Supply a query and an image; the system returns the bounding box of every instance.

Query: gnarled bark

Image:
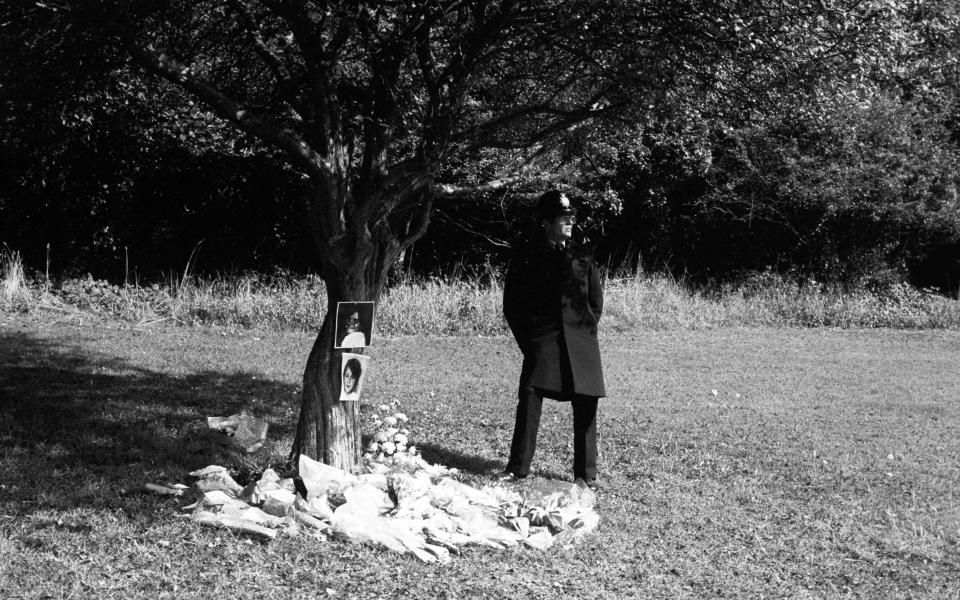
[292,294,360,471]
[291,212,406,470]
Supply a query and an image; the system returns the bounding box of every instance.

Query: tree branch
[258,0,339,143]
[122,35,330,181]
[433,177,518,198]
[433,207,512,248]
[442,0,516,83]
[455,99,626,152]
[432,136,554,198]
[226,0,295,91]
[414,22,442,106]
[398,192,436,250]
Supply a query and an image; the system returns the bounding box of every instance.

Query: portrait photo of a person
[334,301,375,349]
[339,353,369,401]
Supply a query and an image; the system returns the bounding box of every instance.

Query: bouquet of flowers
[364,400,418,463]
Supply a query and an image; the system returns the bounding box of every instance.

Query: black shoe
[575,477,599,492]
[496,471,526,483]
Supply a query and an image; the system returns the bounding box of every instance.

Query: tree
[689,0,960,283]
[28,0,909,468]
[43,0,639,470]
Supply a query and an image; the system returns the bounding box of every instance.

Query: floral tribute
[146,400,600,562]
[364,400,417,462]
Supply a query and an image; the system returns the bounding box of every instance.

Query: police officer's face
[543,214,575,243]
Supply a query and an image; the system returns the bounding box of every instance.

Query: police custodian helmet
[535,190,575,220]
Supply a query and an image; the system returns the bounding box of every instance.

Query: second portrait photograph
[339,353,370,401]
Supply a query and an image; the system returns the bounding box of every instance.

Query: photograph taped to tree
[334,301,375,349]
[339,353,369,402]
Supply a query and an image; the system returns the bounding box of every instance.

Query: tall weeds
[1,247,32,310]
[3,262,959,332]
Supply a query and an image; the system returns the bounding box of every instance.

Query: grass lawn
[0,314,958,598]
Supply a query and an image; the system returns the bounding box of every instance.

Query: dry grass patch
[4,261,959,333]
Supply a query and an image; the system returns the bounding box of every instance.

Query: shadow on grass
[0,328,510,517]
[0,329,299,513]
[416,442,571,484]
[417,442,502,476]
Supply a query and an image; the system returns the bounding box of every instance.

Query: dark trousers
[506,385,599,480]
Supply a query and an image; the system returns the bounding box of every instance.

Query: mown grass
[1,319,958,599]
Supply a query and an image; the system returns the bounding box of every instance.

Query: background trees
[377,0,960,288]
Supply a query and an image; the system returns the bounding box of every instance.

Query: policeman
[500,190,605,491]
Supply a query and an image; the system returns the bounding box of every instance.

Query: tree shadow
[0,328,510,519]
[415,442,572,485]
[416,442,502,476]
[0,329,299,516]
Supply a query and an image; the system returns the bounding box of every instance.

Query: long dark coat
[503,237,606,399]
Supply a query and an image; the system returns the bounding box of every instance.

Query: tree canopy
[3,0,959,465]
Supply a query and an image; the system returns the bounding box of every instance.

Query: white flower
[406,445,417,455]
[366,440,379,452]
[383,416,398,427]
[374,431,390,443]
[393,433,408,446]
[385,427,399,438]
[394,412,408,422]
[378,404,391,412]
[399,428,410,436]
[381,441,396,455]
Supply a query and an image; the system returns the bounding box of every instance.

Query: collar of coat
[514,234,594,260]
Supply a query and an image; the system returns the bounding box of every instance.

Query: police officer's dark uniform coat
[500,191,605,484]
[503,237,606,399]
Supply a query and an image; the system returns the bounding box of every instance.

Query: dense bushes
[412,100,960,294]
[1,135,316,279]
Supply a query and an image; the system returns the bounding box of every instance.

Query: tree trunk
[291,291,363,471]
[291,217,403,471]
